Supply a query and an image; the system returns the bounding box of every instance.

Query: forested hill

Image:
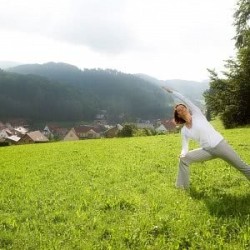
[0,63,174,123]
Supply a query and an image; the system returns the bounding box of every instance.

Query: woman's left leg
[176,148,215,189]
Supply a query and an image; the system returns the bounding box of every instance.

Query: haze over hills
[0,61,21,69]
[7,62,83,84]
[0,62,210,123]
[136,74,209,105]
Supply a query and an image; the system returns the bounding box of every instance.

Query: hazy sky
[0,0,238,81]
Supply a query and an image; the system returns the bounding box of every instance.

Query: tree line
[204,0,250,128]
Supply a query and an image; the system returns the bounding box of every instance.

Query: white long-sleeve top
[172,91,224,156]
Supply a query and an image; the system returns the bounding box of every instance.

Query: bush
[118,124,136,137]
[0,141,10,147]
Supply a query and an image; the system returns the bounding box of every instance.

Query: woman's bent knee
[179,156,189,166]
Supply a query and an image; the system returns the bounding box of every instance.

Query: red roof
[161,119,176,130]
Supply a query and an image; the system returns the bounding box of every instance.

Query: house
[162,119,177,131]
[74,125,101,139]
[0,128,13,139]
[14,126,28,136]
[155,119,176,133]
[43,125,53,138]
[64,128,79,141]
[155,124,168,133]
[20,131,49,144]
[0,122,14,139]
[85,129,100,139]
[52,127,68,139]
[135,123,154,130]
[43,124,68,140]
[6,135,21,145]
[104,124,123,138]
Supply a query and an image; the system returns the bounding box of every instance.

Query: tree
[234,0,250,48]
[118,124,136,137]
[205,0,250,128]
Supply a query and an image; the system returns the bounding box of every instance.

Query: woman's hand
[162,86,173,93]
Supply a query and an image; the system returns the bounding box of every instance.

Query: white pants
[176,140,250,189]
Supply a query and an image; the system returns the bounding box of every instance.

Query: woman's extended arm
[162,87,202,115]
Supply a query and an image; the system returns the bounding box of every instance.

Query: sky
[0,0,238,81]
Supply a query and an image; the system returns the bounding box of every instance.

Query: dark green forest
[0,65,173,123]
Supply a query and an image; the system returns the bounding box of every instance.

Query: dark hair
[174,104,187,124]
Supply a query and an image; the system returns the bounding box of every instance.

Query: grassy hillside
[1,124,250,249]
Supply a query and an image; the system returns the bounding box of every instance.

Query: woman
[162,87,250,189]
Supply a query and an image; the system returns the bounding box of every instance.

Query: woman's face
[175,105,188,118]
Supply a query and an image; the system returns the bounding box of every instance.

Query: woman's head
[174,104,188,124]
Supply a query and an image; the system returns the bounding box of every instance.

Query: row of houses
[0,122,123,145]
[0,119,177,146]
[0,121,49,145]
[44,124,114,140]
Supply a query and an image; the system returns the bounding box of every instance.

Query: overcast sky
[0,0,238,81]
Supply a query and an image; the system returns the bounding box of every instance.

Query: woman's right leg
[208,140,250,180]
[176,148,215,189]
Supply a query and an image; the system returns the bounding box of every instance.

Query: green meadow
[1,122,250,249]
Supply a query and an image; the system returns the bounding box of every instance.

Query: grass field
[1,122,250,249]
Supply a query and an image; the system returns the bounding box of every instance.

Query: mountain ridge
[1,63,175,123]
[7,62,209,102]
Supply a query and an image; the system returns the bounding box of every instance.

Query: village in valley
[0,111,177,146]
